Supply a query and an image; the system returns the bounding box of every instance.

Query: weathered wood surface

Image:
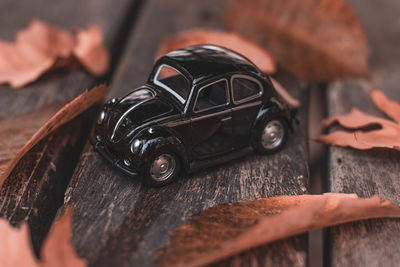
[326,0,400,266]
[60,0,310,266]
[0,0,139,253]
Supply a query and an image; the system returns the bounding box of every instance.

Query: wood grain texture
[0,118,88,255]
[326,0,400,266]
[0,0,137,251]
[60,0,310,266]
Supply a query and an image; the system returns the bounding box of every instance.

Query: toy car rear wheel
[145,152,181,187]
[253,117,288,154]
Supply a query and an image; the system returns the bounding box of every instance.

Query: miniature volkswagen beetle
[93,45,295,186]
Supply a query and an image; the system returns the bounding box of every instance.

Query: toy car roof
[159,45,262,83]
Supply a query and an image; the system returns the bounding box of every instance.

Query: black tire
[252,117,288,155]
[144,151,181,187]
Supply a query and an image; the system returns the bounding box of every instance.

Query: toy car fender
[131,126,188,172]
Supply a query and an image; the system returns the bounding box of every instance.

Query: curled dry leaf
[155,29,276,74]
[370,89,400,123]
[158,193,400,267]
[0,19,109,88]
[225,0,370,82]
[0,19,74,88]
[270,77,300,108]
[0,208,86,267]
[0,84,107,187]
[73,25,109,76]
[317,89,400,151]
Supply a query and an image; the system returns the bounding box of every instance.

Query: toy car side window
[193,79,229,113]
[231,75,263,104]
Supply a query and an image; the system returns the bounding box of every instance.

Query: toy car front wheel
[145,152,181,186]
[253,117,288,154]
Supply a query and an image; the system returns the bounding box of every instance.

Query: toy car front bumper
[91,137,140,177]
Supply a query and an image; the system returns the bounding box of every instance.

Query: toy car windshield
[153,64,191,104]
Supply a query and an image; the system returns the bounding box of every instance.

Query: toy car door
[190,78,233,159]
[230,74,264,149]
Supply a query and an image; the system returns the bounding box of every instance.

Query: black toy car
[93,45,295,186]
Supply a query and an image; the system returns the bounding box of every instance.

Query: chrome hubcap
[261,120,284,150]
[150,154,176,182]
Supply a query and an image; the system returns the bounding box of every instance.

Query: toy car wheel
[145,152,181,186]
[254,117,288,154]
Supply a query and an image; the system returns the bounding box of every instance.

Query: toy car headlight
[97,110,106,124]
[130,139,142,153]
[107,98,118,105]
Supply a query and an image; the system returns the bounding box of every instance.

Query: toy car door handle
[221,116,232,122]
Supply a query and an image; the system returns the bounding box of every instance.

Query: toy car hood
[101,86,177,143]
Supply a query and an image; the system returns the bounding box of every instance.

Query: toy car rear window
[232,76,262,103]
[154,64,190,104]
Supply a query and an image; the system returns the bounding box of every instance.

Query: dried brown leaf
[0,20,74,88]
[73,25,109,76]
[0,84,107,187]
[0,208,86,267]
[0,220,38,266]
[158,193,400,267]
[0,20,109,88]
[40,208,86,267]
[155,29,276,74]
[317,90,400,151]
[270,77,301,108]
[370,89,400,123]
[226,0,370,81]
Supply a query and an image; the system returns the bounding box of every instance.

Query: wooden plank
[326,0,400,266]
[60,0,310,266]
[0,0,140,253]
